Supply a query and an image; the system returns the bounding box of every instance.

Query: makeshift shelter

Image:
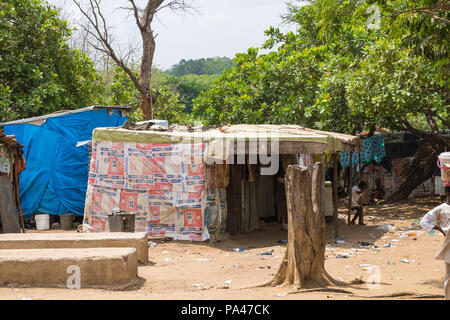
[347,132,435,202]
[0,132,25,233]
[83,124,360,241]
[0,106,129,217]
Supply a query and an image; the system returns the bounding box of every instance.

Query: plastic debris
[376,224,396,231]
[260,250,274,256]
[356,241,377,248]
[195,259,211,262]
[362,266,375,271]
[192,283,203,287]
[358,264,373,267]
[400,259,410,263]
[164,258,173,262]
[336,240,345,244]
[233,248,246,252]
[336,253,350,258]
[384,242,391,248]
[278,240,287,244]
[224,280,232,285]
[275,293,287,297]
[258,265,271,269]
[410,221,422,230]
[148,241,157,247]
[429,230,435,236]
[192,284,210,290]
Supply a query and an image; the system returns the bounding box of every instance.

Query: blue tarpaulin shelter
[1,106,128,217]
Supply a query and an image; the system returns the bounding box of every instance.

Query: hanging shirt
[339,152,360,168]
[420,203,450,263]
[340,134,386,168]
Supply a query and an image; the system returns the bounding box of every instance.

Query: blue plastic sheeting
[3,108,127,217]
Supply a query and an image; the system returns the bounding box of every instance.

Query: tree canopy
[166,57,235,76]
[0,0,100,122]
[192,0,449,148]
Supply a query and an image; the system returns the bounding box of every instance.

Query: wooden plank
[257,174,276,219]
[240,178,250,232]
[226,164,242,235]
[13,164,25,233]
[275,173,287,225]
[347,151,353,226]
[248,165,260,232]
[230,140,327,156]
[0,176,21,233]
[333,153,339,239]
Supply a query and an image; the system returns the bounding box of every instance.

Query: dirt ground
[0,195,447,300]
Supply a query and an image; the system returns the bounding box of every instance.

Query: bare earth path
[0,196,446,300]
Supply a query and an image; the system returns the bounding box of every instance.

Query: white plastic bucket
[438,152,450,186]
[35,214,50,230]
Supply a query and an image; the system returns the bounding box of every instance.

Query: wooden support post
[347,151,353,226]
[13,163,25,233]
[333,153,339,238]
[0,176,21,233]
[226,164,243,235]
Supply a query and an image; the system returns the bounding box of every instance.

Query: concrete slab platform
[0,232,148,263]
[0,248,138,288]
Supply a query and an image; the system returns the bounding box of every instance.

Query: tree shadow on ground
[326,196,443,251]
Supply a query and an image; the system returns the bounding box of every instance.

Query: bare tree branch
[392,3,450,25]
[73,0,144,94]
[73,0,198,120]
[128,0,144,30]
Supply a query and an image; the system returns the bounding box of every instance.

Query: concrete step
[0,248,138,288]
[0,232,148,263]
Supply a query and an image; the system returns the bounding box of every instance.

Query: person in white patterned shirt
[420,186,450,300]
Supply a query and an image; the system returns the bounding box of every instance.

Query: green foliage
[163,73,218,113]
[105,67,189,124]
[192,0,449,136]
[0,0,101,122]
[166,57,235,76]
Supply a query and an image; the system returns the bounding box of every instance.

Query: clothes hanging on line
[339,134,385,168]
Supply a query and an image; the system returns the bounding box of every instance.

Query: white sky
[50,0,298,70]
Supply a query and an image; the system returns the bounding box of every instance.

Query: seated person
[370,178,385,203]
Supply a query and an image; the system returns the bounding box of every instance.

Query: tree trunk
[266,162,339,289]
[389,142,438,202]
[139,31,156,120]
